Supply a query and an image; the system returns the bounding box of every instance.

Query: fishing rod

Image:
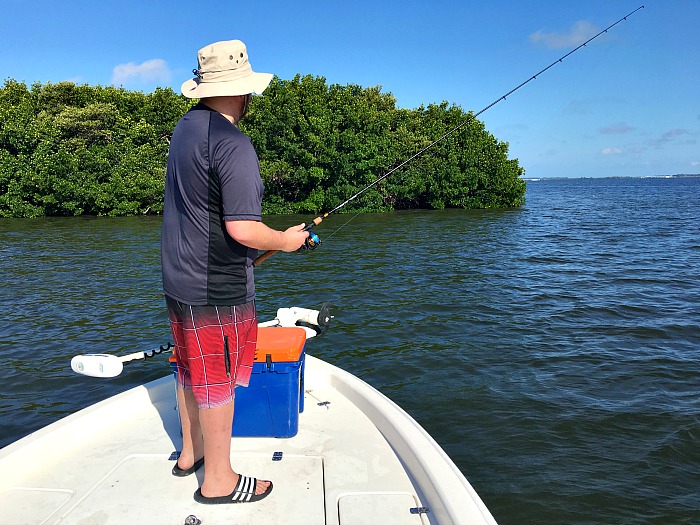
[254,5,644,267]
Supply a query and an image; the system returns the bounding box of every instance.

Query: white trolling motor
[259,303,333,334]
[70,303,333,378]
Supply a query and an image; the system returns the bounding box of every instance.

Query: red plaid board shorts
[166,296,257,408]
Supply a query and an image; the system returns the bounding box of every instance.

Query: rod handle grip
[253,249,279,266]
[305,215,325,230]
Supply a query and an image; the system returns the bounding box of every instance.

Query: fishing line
[254,5,645,267]
[322,211,363,242]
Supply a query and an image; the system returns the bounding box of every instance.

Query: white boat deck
[0,355,497,525]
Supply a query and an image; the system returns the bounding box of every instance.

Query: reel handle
[299,231,320,251]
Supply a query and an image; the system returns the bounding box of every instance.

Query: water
[1,177,699,524]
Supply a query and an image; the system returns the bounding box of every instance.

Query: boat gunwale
[306,355,497,524]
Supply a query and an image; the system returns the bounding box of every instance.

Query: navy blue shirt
[161,103,263,306]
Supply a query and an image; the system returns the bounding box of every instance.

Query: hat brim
[181,72,273,99]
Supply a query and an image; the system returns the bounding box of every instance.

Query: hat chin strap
[240,93,252,120]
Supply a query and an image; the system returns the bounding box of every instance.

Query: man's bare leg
[176,387,204,470]
[198,401,271,497]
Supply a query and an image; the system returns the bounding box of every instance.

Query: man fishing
[161,39,308,505]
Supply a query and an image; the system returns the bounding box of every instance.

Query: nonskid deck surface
[1,356,436,525]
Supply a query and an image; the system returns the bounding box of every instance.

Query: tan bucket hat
[181,40,273,99]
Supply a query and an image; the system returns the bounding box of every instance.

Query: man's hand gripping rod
[254,214,327,266]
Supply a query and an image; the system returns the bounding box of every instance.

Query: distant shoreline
[522,174,700,181]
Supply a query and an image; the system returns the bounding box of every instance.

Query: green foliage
[0,80,184,217]
[0,77,525,217]
[242,75,525,214]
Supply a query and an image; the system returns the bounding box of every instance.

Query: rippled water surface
[1,177,699,524]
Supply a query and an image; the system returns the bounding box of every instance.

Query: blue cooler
[232,326,306,438]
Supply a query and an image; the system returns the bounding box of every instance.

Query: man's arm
[225,220,309,252]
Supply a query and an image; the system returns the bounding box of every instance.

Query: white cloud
[599,123,634,134]
[111,59,171,86]
[602,147,623,156]
[660,129,687,141]
[530,20,600,49]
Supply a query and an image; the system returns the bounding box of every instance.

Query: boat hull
[0,355,497,524]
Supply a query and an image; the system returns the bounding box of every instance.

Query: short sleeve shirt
[161,103,263,306]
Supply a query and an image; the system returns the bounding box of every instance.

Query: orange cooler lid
[255,326,307,362]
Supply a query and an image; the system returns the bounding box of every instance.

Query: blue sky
[2,0,698,178]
